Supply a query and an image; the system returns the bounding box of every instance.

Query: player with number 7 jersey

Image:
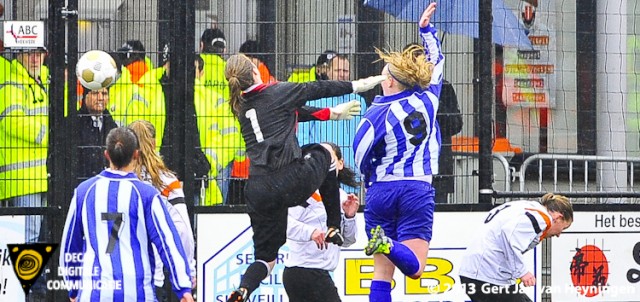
[59,127,193,302]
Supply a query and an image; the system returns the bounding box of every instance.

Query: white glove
[330,100,362,120]
[352,75,387,93]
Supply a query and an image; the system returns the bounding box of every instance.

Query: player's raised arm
[419,2,444,89]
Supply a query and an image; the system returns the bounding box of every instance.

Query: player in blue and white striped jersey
[60,127,194,302]
[352,3,445,301]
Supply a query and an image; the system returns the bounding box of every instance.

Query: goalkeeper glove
[330,100,362,120]
[352,75,387,93]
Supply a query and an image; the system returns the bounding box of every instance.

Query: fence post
[477,0,494,204]
[47,0,78,300]
[576,2,598,155]
[356,2,384,107]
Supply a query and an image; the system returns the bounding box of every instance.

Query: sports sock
[239,260,270,295]
[318,160,341,229]
[387,240,421,277]
[369,280,392,302]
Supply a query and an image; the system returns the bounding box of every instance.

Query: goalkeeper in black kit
[223,53,385,302]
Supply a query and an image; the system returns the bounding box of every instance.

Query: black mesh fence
[2,0,639,301]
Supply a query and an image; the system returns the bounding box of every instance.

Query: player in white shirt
[459,193,573,302]
[128,120,196,300]
[283,142,359,302]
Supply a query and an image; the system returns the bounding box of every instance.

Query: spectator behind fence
[283,142,360,302]
[194,55,244,205]
[158,45,212,204]
[59,127,194,302]
[199,28,241,203]
[434,80,463,203]
[239,40,276,84]
[0,46,49,243]
[77,88,118,184]
[109,42,166,150]
[200,28,229,100]
[128,120,196,300]
[294,50,366,193]
[117,40,153,83]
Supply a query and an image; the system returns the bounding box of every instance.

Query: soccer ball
[76,50,118,91]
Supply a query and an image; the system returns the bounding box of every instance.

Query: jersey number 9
[403,111,428,146]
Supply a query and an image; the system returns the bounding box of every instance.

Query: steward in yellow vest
[0,51,49,201]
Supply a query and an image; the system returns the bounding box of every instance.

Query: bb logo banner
[6,243,57,295]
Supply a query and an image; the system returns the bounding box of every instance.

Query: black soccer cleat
[227,288,248,302]
[326,227,344,246]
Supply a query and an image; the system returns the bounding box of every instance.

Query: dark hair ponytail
[323,142,360,188]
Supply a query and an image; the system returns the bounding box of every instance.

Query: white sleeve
[147,195,192,297]
[287,206,317,242]
[160,173,195,276]
[341,215,357,247]
[500,214,539,279]
[166,202,196,277]
[339,190,357,247]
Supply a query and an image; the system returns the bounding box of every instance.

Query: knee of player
[408,272,423,280]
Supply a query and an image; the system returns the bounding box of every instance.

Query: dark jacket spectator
[434,80,463,203]
[77,88,118,184]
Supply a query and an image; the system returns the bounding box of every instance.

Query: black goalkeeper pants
[460,276,533,302]
[244,144,341,262]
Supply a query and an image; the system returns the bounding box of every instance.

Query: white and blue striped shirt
[353,24,444,188]
[60,169,192,301]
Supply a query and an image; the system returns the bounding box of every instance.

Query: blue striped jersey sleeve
[420,24,445,97]
[353,118,377,182]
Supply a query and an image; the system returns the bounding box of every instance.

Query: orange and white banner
[503,0,556,108]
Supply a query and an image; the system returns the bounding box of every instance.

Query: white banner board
[0,216,26,301]
[551,212,640,301]
[197,212,542,302]
[3,21,45,49]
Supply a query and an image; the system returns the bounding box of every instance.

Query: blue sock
[387,240,420,277]
[369,280,392,302]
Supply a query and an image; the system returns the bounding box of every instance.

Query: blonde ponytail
[375,45,433,90]
[541,193,573,223]
[128,120,173,190]
[225,54,256,117]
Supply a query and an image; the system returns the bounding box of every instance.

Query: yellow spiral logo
[12,248,43,281]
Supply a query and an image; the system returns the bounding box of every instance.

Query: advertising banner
[503,0,556,108]
[197,212,542,302]
[551,212,640,301]
[0,216,26,301]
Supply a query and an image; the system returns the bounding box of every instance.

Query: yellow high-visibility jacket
[109,66,135,125]
[194,78,245,205]
[287,66,317,83]
[109,66,166,149]
[200,53,229,101]
[134,67,166,149]
[0,60,49,200]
